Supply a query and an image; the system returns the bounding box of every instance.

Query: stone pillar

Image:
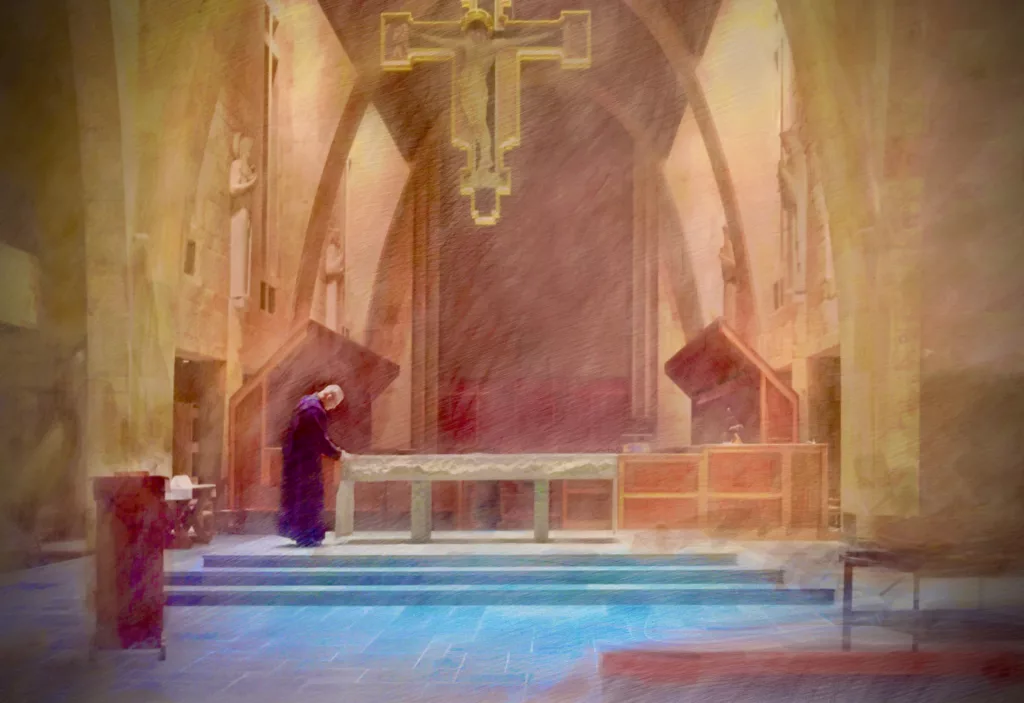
[871,0,928,527]
[66,0,138,509]
[779,0,927,540]
[790,356,811,441]
[533,480,550,542]
[410,481,432,543]
[629,150,659,440]
[655,173,695,450]
[335,477,354,537]
[68,0,238,547]
[410,135,443,451]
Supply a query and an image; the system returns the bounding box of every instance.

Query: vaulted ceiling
[318,0,721,161]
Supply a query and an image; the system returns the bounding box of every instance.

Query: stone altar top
[342,452,618,482]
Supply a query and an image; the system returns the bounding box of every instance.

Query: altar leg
[411,481,432,543]
[534,480,550,543]
[335,479,354,538]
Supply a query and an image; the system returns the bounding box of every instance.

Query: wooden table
[841,547,1024,651]
[842,548,924,651]
[165,483,216,549]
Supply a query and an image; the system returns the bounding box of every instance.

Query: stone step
[201,553,740,569]
[168,566,784,587]
[165,583,834,607]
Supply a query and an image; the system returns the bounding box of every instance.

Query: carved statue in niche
[808,149,838,300]
[718,224,738,325]
[778,127,809,299]
[229,133,258,307]
[323,234,344,332]
[387,22,410,61]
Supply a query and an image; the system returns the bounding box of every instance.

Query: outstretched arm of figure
[415,31,463,49]
[491,26,561,49]
[309,406,342,460]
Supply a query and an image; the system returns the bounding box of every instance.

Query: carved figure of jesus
[808,150,837,300]
[416,19,559,174]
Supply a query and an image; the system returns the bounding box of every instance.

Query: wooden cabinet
[619,445,829,538]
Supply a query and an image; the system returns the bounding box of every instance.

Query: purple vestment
[278,394,341,546]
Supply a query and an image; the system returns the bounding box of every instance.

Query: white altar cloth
[342,452,618,482]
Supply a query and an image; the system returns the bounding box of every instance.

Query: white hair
[318,384,344,411]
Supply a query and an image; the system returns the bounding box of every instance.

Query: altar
[336,453,619,543]
[333,445,829,543]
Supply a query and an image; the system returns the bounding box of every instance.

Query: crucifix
[382,0,591,225]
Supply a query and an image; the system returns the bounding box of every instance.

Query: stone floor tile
[415,641,464,668]
[299,668,368,687]
[361,634,435,657]
[222,671,306,695]
[459,651,512,675]
[341,681,429,702]
[424,682,526,703]
[330,651,422,670]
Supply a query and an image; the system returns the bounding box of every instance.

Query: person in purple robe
[278,385,344,547]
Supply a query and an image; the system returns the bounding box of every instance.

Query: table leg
[170,503,192,550]
[912,572,920,652]
[335,479,354,538]
[534,480,550,543]
[191,494,215,544]
[611,475,619,533]
[842,561,854,651]
[411,481,432,543]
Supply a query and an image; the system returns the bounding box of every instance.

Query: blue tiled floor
[3,555,1022,702]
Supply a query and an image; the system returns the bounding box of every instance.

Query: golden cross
[382,0,591,225]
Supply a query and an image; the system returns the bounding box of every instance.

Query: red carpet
[601,649,1024,683]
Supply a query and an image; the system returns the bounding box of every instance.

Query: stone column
[410,482,432,543]
[628,149,659,441]
[779,0,927,540]
[790,357,811,441]
[867,0,929,526]
[410,134,443,451]
[66,0,139,511]
[780,128,812,441]
[533,480,550,542]
[68,0,238,547]
[335,476,354,537]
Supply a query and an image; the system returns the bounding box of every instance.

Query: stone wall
[918,1,1024,526]
[344,106,409,347]
[659,0,841,454]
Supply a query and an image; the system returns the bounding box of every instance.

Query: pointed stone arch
[623,0,759,340]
